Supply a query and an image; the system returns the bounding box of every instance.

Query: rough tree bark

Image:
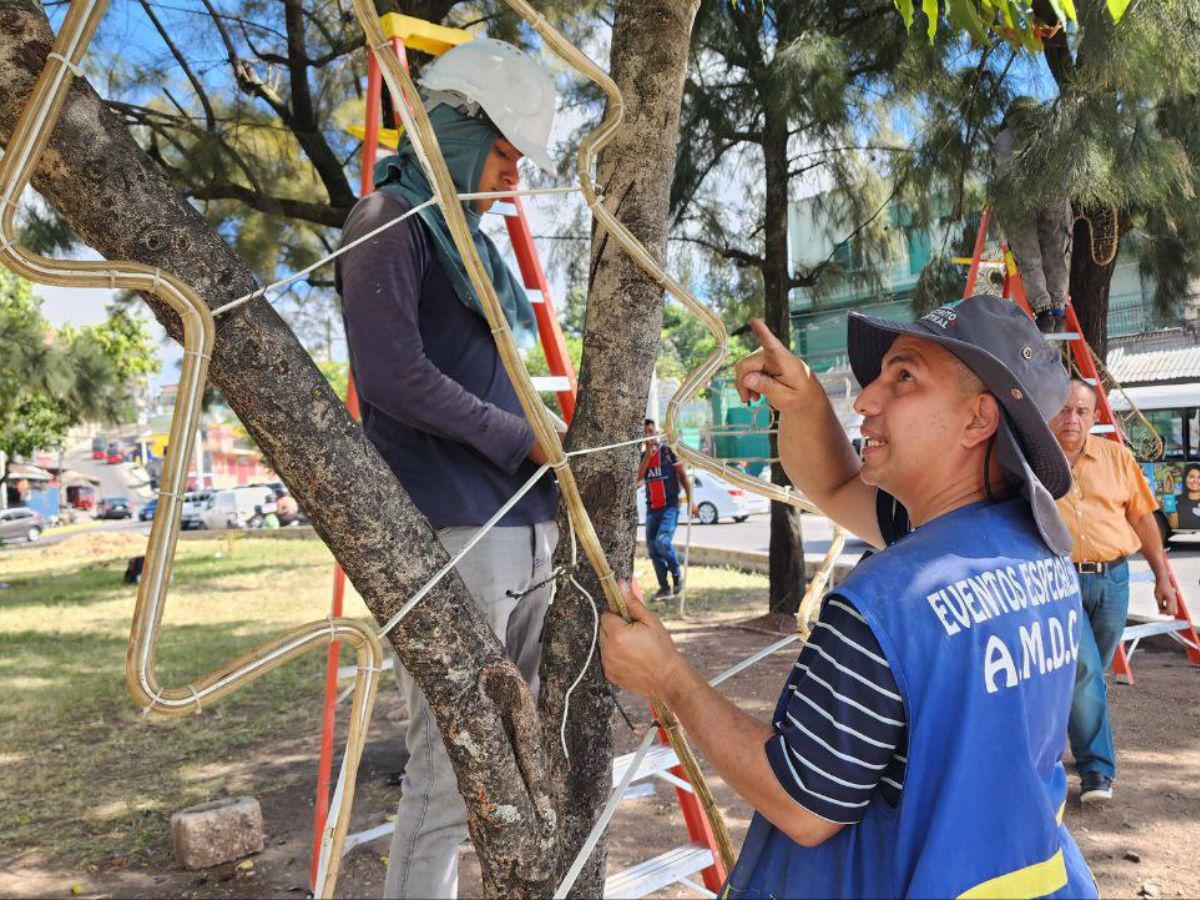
[0,1,702,894]
[536,1,700,894]
[1069,211,1133,359]
[0,4,556,895]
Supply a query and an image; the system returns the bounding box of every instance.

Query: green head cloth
[373,103,537,347]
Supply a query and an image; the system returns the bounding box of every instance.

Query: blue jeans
[645,505,681,589]
[1068,561,1130,781]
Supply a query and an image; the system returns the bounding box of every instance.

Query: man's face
[853,335,988,500]
[643,422,658,445]
[1049,382,1097,455]
[473,138,522,213]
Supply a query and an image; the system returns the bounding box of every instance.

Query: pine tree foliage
[0,274,159,461]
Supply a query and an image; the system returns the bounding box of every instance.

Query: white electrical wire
[209,185,581,317]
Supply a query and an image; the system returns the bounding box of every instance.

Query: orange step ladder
[311,15,725,896]
[962,209,1200,685]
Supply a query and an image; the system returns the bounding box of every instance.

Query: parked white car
[181,490,214,530]
[200,486,276,530]
[637,470,768,525]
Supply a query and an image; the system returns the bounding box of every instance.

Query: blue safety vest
[724,499,1097,898]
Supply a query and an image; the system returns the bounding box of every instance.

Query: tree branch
[137,0,216,132]
[187,182,350,228]
[673,232,765,269]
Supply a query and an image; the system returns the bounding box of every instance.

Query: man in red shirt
[639,418,696,599]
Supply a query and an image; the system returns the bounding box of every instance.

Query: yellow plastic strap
[957,848,1067,899]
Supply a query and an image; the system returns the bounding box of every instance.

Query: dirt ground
[2,614,1198,899]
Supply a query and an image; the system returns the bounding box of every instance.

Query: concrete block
[171,796,263,870]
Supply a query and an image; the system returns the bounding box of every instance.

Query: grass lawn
[0,530,765,869]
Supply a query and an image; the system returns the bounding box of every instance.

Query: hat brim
[995,415,1074,557]
[847,311,1072,500]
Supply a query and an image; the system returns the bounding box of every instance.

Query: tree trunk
[1069,211,1132,359]
[759,103,805,630]
[0,4,558,894]
[537,1,700,893]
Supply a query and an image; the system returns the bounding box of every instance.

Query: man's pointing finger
[749,317,788,354]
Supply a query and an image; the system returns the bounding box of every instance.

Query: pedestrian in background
[1050,378,1178,804]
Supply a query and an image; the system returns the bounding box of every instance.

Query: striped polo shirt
[765,596,907,823]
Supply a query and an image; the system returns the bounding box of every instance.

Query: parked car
[96,497,133,520]
[105,442,123,465]
[91,436,107,460]
[636,470,768,525]
[0,507,44,543]
[138,498,158,522]
[181,490,214,530]
[200,486,276,530]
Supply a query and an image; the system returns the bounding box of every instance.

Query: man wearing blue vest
[600,295,1097,898]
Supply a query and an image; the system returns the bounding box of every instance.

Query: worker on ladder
[335,39,559,899]
[991,96,1073,334]
[1049,378,1178,805]
[601,295,1097,897]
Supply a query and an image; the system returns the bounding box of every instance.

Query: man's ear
[963,392,1001,450]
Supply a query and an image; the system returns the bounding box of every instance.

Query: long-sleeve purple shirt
[335,190,557,528]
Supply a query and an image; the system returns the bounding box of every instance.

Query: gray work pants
[383,520,558,899]
[997,197,1073,314]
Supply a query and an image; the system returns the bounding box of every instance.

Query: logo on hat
[922,303,961,330]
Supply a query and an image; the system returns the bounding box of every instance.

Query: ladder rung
[1042,332,1081,341]
[526,287,544,304]
[489,201,519,217]
[1123,619,1194,641]
[603,843,714,898]
[612,742,680,784]
[532,376,572,392]
[1083,377,1098,385]
[342,820,395,856]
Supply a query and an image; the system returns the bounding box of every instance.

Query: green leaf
[947,0,990,43]
[893,0,915,30]
[1106,0,1132,21]
[923,0,940,40]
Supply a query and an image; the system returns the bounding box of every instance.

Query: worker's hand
[600,580,685,698]
[1155,573,1179,617]
[529,441,551,466]
[735,318,815,413]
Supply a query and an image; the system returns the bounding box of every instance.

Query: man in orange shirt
[1051,379,1178,804]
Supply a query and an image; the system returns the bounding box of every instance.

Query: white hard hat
[418,38,557,173]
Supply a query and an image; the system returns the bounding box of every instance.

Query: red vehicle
[105,442,122,465]
[66,484,96,511]
[91,436,106,460]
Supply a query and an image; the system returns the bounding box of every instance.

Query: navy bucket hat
[847,294,1073,556]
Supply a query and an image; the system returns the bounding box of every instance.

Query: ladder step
[532,376,572,392]
[603,843,715,898]
[1042,332,1081,341]
[1122,619,1194,641]
[612,742,680,784]
[342,820,395,856]
[526,287,544,304]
